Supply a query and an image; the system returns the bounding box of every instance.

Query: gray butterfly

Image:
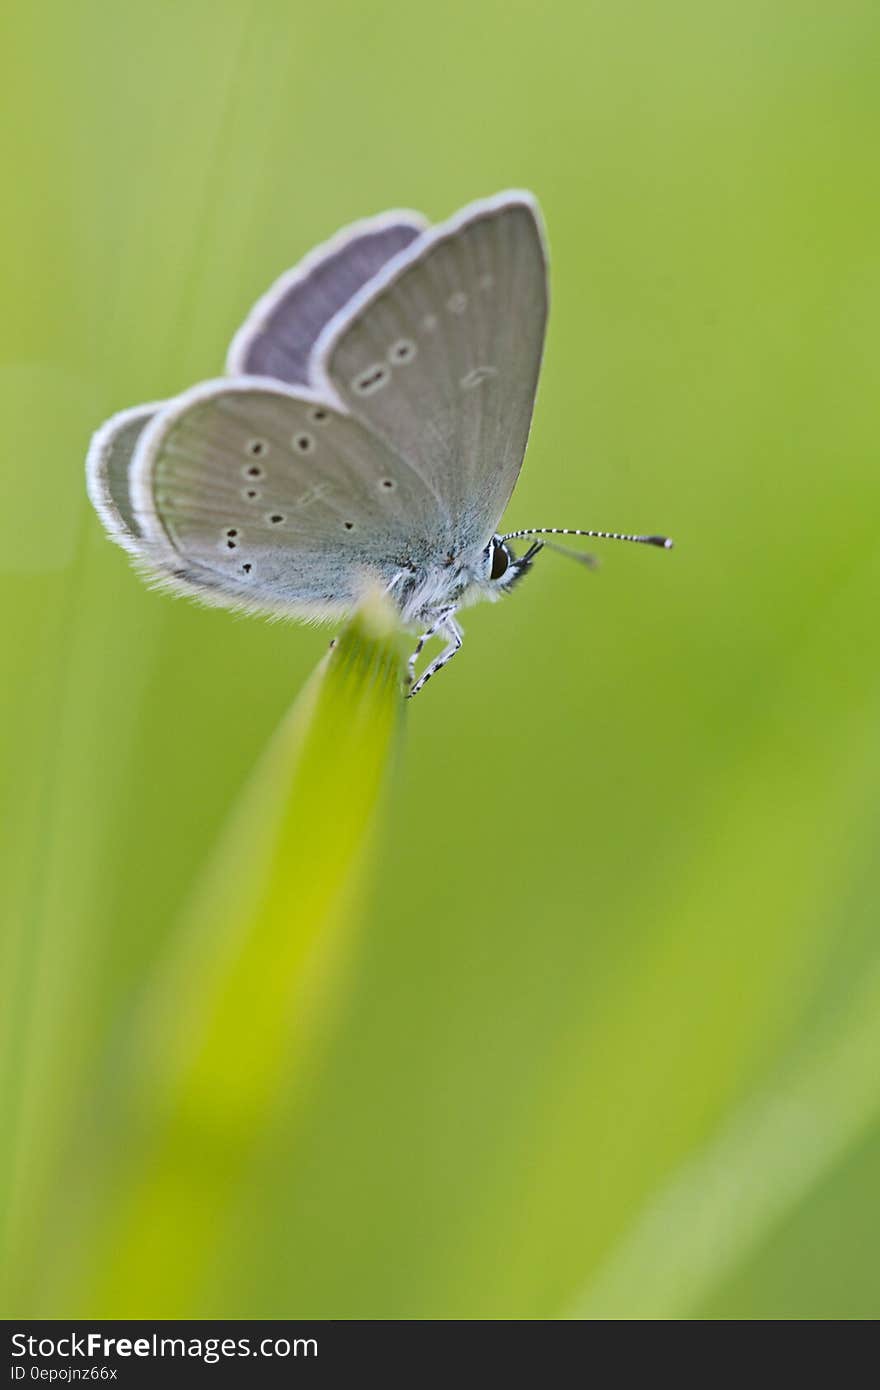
[87,192,671,698]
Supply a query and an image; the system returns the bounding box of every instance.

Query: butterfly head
[464,526,673,610]
[483,535,542,593]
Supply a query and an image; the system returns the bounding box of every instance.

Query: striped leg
[406,609,452,688]
[407,615,463,700]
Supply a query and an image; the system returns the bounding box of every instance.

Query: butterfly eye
[490,543,509,580]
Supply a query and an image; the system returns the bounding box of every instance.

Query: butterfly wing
[312,191,548,555]
[126,378,447,617]
[87,192,548,613]
[86,401,167,553]
[226,211,428,385]
[89,213,429,555]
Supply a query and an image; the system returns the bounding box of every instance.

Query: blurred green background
[3,0,880,1320]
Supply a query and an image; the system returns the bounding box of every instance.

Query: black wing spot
[242,562,252,574]
[246,439,267,458]
[226,528,238,537]
[352,363,390,396]
[343,521,354,531]
[380,478,396,491]
[388,339,417,365]
[269,513,284,524]
[293,432,315,454]
[309,406,329,424]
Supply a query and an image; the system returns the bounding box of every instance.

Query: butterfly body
[87,192,670,697]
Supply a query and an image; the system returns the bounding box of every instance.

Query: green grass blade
[63,597,403,1315]
[568,956,880,1320]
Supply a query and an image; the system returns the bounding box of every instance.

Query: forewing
[227,212,428,385]
[128,379,446,616]
[313,192,548,552]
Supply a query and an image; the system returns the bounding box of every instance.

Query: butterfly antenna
[540,538,600,570]
[502,527,674,550]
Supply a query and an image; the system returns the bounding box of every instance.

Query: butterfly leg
[407,615,463,700]
[406,609,453,689]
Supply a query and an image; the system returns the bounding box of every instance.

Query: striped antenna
[501,527,673,550]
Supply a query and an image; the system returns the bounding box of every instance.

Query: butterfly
[87,191,671,698]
